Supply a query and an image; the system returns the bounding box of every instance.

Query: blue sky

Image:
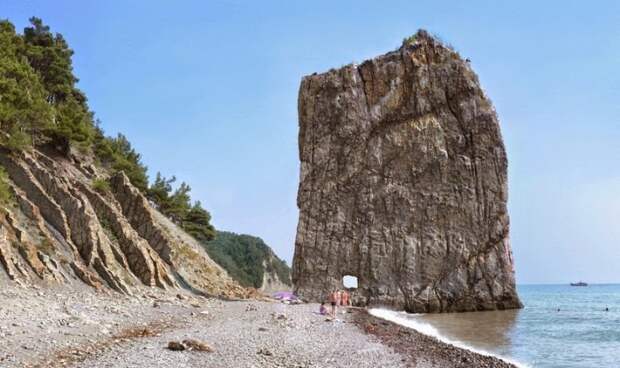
[3,1,619,284]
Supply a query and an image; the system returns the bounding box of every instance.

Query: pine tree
[0,20,53,150]
[94,133,149,191]
[167,182,191,224]
[22,17,95,148]
[23,17,76,104]
[146,172,176,210]
[182,201,216,242]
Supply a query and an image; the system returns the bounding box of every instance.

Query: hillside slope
[0,147,247,297]
[0,18,248,298]
[204,231,291,291]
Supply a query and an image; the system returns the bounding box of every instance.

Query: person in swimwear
[341,290,350,310]
[328,290,339,317]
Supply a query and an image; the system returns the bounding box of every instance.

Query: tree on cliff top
[23,17,76,103]
[0,20,53,150]
[147,173,215,242]
[0,17,150,195]
[22,17,95,149]
[182,202,216,242]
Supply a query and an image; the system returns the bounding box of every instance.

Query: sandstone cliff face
[292,31,521,312]
[0,148,247,298]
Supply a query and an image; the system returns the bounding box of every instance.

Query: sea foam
[369,308,529,368]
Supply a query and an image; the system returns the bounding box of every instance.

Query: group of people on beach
[319,289,352,318]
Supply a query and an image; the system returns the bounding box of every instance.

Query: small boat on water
[570,281,588,287]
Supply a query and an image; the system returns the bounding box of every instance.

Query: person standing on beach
[329,290,338,317]
[341,290,350,309]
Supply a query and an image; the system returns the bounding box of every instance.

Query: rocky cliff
[0,147,247,298]
[292,30,521,312]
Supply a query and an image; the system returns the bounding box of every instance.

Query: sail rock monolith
[292,30,521,313]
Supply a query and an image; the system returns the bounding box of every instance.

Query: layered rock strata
[0,148,245,298]
[292,30,521,312]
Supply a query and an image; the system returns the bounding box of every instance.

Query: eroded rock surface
[0,148,246,299]
[292,30,521,312]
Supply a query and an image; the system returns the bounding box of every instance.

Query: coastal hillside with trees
[0,17,290,290]
[204,231,292,289]
[0,17,213,239]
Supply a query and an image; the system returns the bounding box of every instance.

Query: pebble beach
[0,285,515,368]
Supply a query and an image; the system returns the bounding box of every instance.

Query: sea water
[371,284,620,368]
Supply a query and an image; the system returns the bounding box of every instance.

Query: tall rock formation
[292,30,521,312]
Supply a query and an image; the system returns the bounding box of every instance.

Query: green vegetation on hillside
[93,130,148,192]
[0,19,53,150]
[402,34,417,45]
[0,167,13,205]
[91,177,110,193]
[0,17,291,288]
[147,173,215,242]
[203,231,291,289]
[0,17,215,241]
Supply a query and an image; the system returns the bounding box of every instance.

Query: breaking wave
[369,308,529,368]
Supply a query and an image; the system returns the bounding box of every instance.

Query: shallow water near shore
[373,284,620,368]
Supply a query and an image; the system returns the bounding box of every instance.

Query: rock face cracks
[292,31,521,312]
[0,148,244,298]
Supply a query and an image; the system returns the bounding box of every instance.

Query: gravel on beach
[352,310,517,368]
[0,284,516,368]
